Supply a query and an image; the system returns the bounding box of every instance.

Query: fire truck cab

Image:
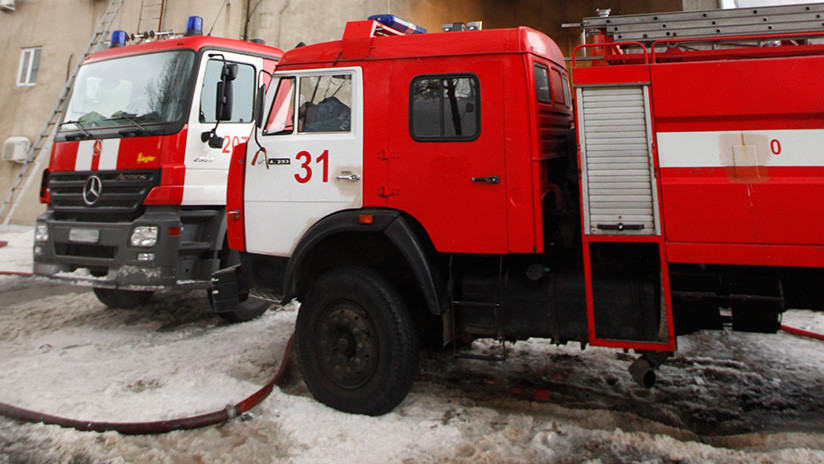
[34,17,282,322]
[218,16,577,414]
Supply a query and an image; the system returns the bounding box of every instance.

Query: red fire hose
[0,271,32,277]
[781,325,824,342]
[0,333,294,435]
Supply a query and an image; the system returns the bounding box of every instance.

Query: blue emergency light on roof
[110,30,127,48]
[184,16,203,36]
[367,14,426,34]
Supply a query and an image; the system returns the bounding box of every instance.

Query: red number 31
[295,150,329,184]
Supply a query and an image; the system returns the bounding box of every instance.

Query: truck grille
[49,170,161,222]
[54,243,117,259]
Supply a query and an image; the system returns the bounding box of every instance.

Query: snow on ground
[0,225,34,274]
[1,227,823,463]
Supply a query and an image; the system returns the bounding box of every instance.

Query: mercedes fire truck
[215,5,824,414]
[33,16,282,322]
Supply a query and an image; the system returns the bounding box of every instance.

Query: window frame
[408,73,481,143]
[533,63,552,104]
[199,59,257,124]
[263,76,296,136]
[17,47,41,86]
[561,74,572,108]
[296,73,353,134]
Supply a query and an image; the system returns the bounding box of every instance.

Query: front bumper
[32,207,211,291]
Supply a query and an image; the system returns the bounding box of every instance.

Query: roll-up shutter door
[577,86,660,236]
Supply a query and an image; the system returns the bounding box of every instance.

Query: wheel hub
[317,303,379,389]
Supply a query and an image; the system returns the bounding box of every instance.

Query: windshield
[62,50,196,131]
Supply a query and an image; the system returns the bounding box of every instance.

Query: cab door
[386,67,507,254]
[244,67,364,256]
[183,51,262,205]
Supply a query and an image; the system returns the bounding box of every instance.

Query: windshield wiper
[60,120,92,139]
[109,114,149,135]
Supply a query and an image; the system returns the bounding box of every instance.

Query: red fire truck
[214,5,824,415]
[33,16,282,322]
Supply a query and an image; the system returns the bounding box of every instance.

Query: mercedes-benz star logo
[83,175,102,206]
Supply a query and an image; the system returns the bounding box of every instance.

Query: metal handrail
[572,41,648,68]
[651,30,824,62]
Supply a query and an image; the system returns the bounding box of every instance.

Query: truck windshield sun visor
[60,50,196,135]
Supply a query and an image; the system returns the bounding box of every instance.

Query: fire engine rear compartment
[455,35,824,347]
[568,32,824,347]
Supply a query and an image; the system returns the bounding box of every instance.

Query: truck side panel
[652,57,824,267]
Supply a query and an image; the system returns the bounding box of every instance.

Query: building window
[410,74,480,141]
[17,47,41,86]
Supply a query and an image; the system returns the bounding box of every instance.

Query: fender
[283,209,444,315]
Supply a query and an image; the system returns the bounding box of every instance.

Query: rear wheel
[296,267,419,416]
[92,288,153,309]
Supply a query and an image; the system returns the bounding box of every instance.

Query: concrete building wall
[0,0,717,225]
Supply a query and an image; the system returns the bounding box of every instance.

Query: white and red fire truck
[33,16,282,321]
[214,5,824,415]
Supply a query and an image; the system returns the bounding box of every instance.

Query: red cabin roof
[86,35,283,63]
[277,20,565,69]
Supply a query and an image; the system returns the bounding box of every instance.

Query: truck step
[180,209,220,222]
[179,241,212,253]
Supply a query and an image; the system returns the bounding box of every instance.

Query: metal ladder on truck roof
[0,0,125,226]
[583,2,824,43]
[137,0,165,35]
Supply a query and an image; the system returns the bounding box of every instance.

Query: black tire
[92,287,153,309]
[296,267,420,416]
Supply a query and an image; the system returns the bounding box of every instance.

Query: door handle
[336,172,361,182]
[471,175,500,184]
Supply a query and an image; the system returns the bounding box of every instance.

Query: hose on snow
[0,333,294,435]
[781,324,824,342]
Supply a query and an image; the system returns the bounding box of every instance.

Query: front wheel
[92,287,153,309]
[296,267,419,416]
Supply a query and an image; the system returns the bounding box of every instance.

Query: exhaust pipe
[628,356,657,388]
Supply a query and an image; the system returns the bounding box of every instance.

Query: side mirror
[254,84,265,129]
[201,129,224,149]
[207,133,224,149]
[222,63,239,81]
[215,63,238,122]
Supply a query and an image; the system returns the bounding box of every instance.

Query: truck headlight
[35,223,48,242]
[130,226,158,247]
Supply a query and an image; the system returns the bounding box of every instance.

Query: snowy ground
[1,226,823,463]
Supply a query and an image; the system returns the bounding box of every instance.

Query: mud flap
[210,265,248,313]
